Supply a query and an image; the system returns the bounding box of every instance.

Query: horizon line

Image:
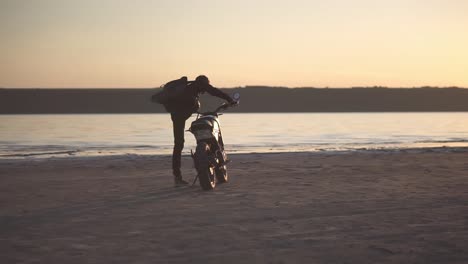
[1,86,467,90]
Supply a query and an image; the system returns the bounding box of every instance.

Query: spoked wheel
[214,149,228,183]
[196,142,216,190]
[216,165,228,183]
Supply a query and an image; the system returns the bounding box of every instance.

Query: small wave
[1,150,80,157]
[131,145,155,149]
[0,144,175,159]
[416,139,468,144]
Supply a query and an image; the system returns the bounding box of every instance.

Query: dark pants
[171,111,192,176]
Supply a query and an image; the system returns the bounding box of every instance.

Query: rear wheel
[196,142,216,190]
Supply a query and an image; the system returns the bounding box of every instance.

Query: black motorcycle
[189,94,239,190]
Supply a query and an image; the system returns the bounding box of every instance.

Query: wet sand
[1,149,468,263]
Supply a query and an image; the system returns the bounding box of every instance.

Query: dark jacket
[167,82,232,113]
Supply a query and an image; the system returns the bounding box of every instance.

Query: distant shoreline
[2,87,468,113]
[2,111,468,115]
[2,86,466,89]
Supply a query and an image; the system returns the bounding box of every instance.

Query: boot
[173,170,188,186]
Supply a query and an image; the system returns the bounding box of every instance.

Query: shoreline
[2,145,468,163]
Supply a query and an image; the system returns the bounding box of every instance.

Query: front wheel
[216,165,228,183]
[196,142,216,190]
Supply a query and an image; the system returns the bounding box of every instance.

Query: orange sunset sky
[1,0,467,88]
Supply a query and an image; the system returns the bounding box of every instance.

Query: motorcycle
[189,93,239,190]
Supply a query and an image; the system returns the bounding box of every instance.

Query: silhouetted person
[168,75,235,185]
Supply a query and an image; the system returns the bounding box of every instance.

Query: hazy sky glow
[1,0,468,88]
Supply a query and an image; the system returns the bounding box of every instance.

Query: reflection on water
[1,113,468,158]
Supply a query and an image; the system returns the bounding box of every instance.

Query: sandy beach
[1,148,468,263]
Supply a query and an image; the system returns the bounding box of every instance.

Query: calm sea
[1,113,468,159]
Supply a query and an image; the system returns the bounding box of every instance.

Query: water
[1,113,468,159]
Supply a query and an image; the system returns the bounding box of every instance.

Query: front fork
[217,131,228,164]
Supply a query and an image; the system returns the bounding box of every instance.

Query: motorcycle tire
[196,142,216,190]
[215,164,228,183]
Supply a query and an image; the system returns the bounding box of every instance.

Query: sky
[1,0,467,88]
